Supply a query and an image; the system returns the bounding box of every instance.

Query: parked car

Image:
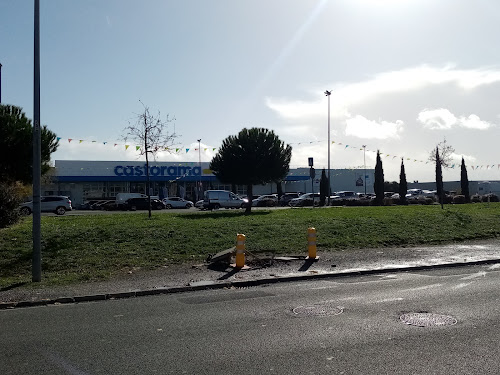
[80,200,99,210]
[279,192,302,206]
[203,190,247,209]
[90,200,115,210]
[19,196,72,215]
[162,197,194,209]
[289,193,321,207]
[101,200,119,211]
[251,194,278,207]
[115,193,148,207]
[195,200,204,209]
[123,197,165,210]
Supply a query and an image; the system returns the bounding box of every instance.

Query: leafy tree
[319,168,328,206]
[461,157,470,203]
[210,127,292,213]
[0,104,59,184]
[399,159,407,205]
[435,147,444,208]
[374,150,384,205]
[123,102,177,218]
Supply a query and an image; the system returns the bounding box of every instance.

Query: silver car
[20,196,72,215]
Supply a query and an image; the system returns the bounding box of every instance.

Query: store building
[42,160,375,206]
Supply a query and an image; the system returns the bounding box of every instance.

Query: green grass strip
[2,203,500,287]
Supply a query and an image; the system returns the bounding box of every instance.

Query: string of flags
[56,137,216,154]
[55,136,498,172]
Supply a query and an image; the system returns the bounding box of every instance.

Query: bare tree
[428,139,455,168]
[123,102,177,218]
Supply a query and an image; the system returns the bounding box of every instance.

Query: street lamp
[0,62,3,103]
[325,90,332,205]
[197,139,201,200]
[362,145,367,195]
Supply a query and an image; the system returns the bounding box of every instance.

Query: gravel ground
[2,238,500,304]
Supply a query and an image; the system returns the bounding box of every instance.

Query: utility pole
[32,0,42,282]
[325,90,332,205]
[197,139,201,200]
[362,145,367,195]
[0,62,3,103]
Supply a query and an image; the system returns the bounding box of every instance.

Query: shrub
[482,194,500,202]
[0,182,28,228]
[471,194,482,203]
[453,195,466,204]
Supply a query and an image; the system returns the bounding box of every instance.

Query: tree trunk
[145,119,151,218]
[245,184,253,214]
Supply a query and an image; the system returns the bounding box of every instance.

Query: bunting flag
[50,135,499,171]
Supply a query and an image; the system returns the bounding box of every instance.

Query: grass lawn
[2,203,500,287]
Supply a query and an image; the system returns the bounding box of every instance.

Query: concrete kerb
[2,257,500,310]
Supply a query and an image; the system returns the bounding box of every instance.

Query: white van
[203,190,247,210]
[115,193,147,207]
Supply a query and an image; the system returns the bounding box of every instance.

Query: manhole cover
[400,313,457,327]
[292,303,343,317]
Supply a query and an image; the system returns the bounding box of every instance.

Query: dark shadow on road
[298,259,316,272]
[181,211,271,220]
[217,267,241,280]
[0,282,28,292]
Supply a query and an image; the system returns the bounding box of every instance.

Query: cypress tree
[461,157,470,203]
[435,147,444,209]
[374,150,384,205]
[399,159,407,205]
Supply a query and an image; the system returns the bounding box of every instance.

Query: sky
[1,0,500,183]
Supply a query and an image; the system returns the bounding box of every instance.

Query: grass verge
[2,203,500,287]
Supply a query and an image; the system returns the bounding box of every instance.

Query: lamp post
[0,62,3,103]
[197,139,201,200]
[33,0,42,282]
[324,90,332,205]
[362,145,367,195]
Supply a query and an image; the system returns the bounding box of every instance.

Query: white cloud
[459,114,492,130]
[418,108,493,130]
[345,115,403,139]
[266,64,500,121]
[418,108,457,130]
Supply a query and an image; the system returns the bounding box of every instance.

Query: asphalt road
[2,264,500,374]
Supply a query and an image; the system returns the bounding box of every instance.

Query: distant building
[41,160,376,206]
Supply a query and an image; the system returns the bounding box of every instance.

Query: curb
[2,258,500,310]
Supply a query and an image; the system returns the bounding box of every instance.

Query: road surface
[2,264,500,374]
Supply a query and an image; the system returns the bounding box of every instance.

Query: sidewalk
[2,239,500,308]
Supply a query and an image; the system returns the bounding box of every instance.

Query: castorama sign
[114,164,202,177]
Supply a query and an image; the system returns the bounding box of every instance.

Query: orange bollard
[235,233,246,268]
[306,227,319,260]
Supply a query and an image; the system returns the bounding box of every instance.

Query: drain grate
[292,303,343,317]
[400,313,457,327]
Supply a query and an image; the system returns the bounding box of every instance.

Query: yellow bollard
[306,227,319,260]
[235,233,246,268]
